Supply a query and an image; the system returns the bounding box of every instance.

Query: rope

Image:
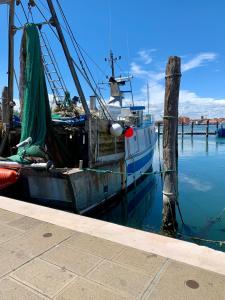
[177,232,225,248]
[83,168,175,176]
[165,73,182,78]
[163,116,178,119]
[149,228,225,248]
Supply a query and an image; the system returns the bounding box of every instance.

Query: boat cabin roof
[123,106,145,111]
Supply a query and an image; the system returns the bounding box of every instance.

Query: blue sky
[0,0,225,119]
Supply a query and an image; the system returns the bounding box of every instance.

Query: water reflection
[95,135,225,252]
[96,174,157,230]
[206,137,209,154]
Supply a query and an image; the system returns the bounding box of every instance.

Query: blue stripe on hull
[127,150,154,175]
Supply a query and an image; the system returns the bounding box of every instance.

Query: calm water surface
[95,135,225,252]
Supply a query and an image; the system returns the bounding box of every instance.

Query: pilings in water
[162,56,181,233]
[158,122,161,137]
[206,119,209,138]
[191,121,194,136]
[181,121,184,138]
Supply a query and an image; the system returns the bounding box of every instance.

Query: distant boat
[216,125,225,138]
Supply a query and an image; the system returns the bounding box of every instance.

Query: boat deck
[0,197,224,299]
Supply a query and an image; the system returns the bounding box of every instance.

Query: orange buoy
[0,168,19,190]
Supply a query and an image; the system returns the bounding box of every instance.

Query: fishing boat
[0,0,157,214]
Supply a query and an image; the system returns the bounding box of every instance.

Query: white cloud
[180,174,212,192]
[124,82,225,120]
[129,51,222,120]
[182,52,217,72]
[138,49,156,64]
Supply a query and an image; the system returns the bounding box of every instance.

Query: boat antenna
[46,0,90,117]
[105,50,121,78]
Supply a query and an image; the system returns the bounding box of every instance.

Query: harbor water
[93,134,225,252]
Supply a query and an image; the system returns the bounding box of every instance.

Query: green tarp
[9,23,50,164]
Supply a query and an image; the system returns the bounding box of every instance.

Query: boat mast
[8,0,15,127]
[109,50,115,78]
[0,0,15,155]
[46,0,90,117]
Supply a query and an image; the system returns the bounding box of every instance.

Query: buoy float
[110,123,123,137]
[124,127,134,138]
[0,168,19,190]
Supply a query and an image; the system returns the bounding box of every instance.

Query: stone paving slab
[2,222,74,258]
[143,260,225,300]
[112,247,167,276]
[0,245,32,278]
[0,205,224,300]
[0,223,23,243]
[11,258,75,298]
[8,216,43,232]
[0,208,23,224]
[62,231,124,259]
[0,277,47,300]
[87,260,152,298]
[40,244,103,276]
[54,277,130,300]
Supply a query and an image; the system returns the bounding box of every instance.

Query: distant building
[178,116,190,125]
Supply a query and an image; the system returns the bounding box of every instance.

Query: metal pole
[46,0,90,116]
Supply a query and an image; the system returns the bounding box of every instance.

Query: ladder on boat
[39,30,67,106]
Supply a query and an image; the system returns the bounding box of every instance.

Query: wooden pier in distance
[157,122,219,136]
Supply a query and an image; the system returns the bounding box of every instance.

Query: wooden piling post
[181,121,184,137]
[158,122,161,137]
[162,56,181,233]
[216,121,219,132]
[191,121,194,136]
[206,119,209,137]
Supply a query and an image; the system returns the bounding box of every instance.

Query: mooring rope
[83,168,175,176]
[177,232,225,248]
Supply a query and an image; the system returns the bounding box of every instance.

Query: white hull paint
[125,123,157,187]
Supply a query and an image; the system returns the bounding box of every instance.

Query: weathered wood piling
[162,56,181,233]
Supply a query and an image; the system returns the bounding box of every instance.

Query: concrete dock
[0,197,224,299]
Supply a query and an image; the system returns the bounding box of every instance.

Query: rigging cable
[35,1,109,117]
[34,1,60,41]
[15,12,23,26]
[37,0,108,79]
[55,0,113,120]
[19,0,29,23]
[55,1,105,101]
